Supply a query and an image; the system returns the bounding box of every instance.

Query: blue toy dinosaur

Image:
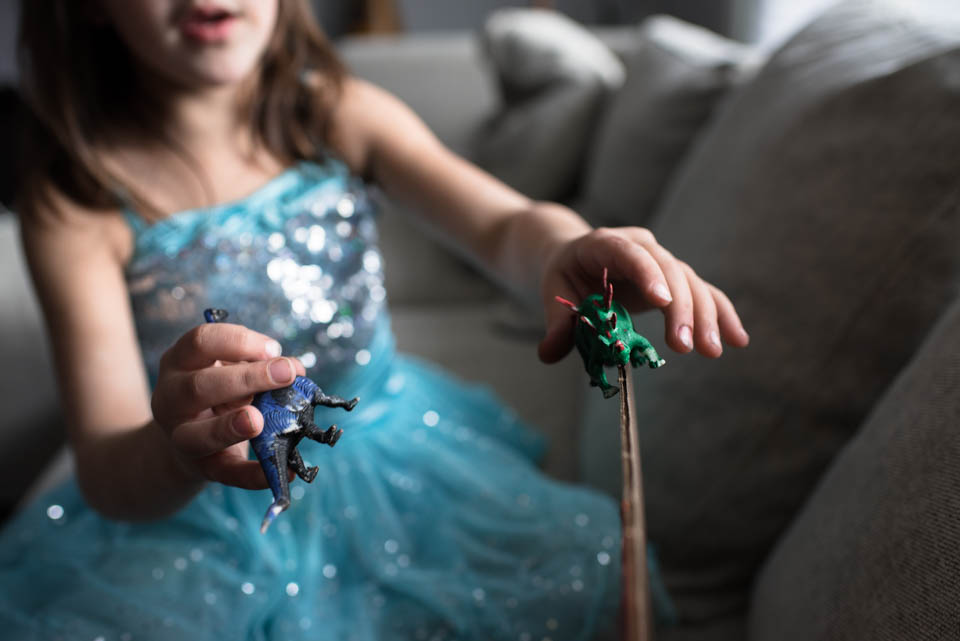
[203,309,358,533]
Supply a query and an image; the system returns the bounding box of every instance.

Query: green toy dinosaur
[556,269,665,398]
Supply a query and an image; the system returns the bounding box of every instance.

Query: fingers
[197,446,271,490]
[170,407,263,458]
[161,323,284,373]
[154,357,297,425]
[681,262,721,358]
[577,228,674,309]
[710,284,750,348]
[541,226,749,361]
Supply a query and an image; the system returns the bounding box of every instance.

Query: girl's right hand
[150,322,305,490]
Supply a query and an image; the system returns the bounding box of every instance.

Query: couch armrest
[750,295,960,639]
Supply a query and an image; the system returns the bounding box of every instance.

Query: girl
[3,1,748,639]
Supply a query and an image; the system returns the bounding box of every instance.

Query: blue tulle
[0,161,624,640]
[0,332,621,640]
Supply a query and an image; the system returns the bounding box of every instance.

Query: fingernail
[265,340,282,358]
[269,358,294,384]
[678,325,693,350]
[709,330,722,350]
[651,283,672,303]
[233,409,255,437]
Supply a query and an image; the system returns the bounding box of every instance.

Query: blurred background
[0,0,834,84]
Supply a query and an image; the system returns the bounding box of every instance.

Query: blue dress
[0,160,622,640]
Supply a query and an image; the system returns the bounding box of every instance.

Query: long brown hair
[17,0,346,221]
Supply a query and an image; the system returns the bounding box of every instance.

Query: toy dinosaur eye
[610,312,617,327]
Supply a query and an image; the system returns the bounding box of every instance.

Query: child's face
[98,0,279,90]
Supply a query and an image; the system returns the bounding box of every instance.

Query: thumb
[538,293,579,364]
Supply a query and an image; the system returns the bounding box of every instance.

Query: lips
[180,5,239,43]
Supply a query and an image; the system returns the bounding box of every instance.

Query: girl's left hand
[538,227,750,364]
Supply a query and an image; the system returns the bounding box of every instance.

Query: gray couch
[3,1,959,639]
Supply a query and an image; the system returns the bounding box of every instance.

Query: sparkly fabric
[0,160,622,640]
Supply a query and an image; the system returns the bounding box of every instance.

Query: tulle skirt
[0,344,621,641]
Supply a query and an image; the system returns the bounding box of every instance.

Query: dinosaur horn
[555,296,580,313]
[602,268,613,311]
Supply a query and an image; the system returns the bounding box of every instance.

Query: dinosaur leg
[288,447,319,483]
[588,354,618,398]
[304,420,343,447]
[631,340,665,369]
[313,390,359,411]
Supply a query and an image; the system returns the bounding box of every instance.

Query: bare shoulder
[325,76,436,177]
[20,186,133,272]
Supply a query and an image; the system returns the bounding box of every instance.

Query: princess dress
[0,159,622,641]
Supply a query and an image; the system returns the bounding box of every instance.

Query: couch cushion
[579,15,762,228]
[0,215,65,511]
[749,294,960,640]
[474,9,626,202]
[579,0,960,625]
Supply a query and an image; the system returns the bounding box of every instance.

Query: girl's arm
[328,78,749,362]
[20,193,300,520]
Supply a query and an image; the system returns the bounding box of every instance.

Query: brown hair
[17,0,346,221]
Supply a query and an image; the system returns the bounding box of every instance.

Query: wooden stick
[619,365,653,641]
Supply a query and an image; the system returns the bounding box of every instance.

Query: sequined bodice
[125,160,388,387]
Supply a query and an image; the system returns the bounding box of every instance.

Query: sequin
[241,582,256,595]
[286,582,300,597]
[46,505,64,520]
[127,168,385,388]
[322,564,337,579]
[189,548,204,562]
[423,411,440,427]
[291,485,306,500]
[384,539,399,554]
[596,552,611,566]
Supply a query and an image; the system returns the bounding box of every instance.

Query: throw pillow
[580,0,960,627]
[475,8,626,202]
[580,15,762,228]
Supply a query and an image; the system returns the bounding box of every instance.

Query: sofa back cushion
[474,9,627,202]
[579,15,762,228]
[595,0,960,623]
[748,291,960,638]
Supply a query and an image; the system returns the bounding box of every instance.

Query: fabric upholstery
[475,9,626,202]
[580,0,960,626]
[749,294,960,640]
[580,15,761,228]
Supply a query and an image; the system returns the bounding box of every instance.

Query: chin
[176,48,265,89]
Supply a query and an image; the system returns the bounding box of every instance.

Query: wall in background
[0,0,17,83]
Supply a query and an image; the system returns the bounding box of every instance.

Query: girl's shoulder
[323,75,419,180]
[20,183,133,269]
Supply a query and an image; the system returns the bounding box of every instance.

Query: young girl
[2,1,748,639]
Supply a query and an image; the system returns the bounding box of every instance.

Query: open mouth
[180,5,239,42]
